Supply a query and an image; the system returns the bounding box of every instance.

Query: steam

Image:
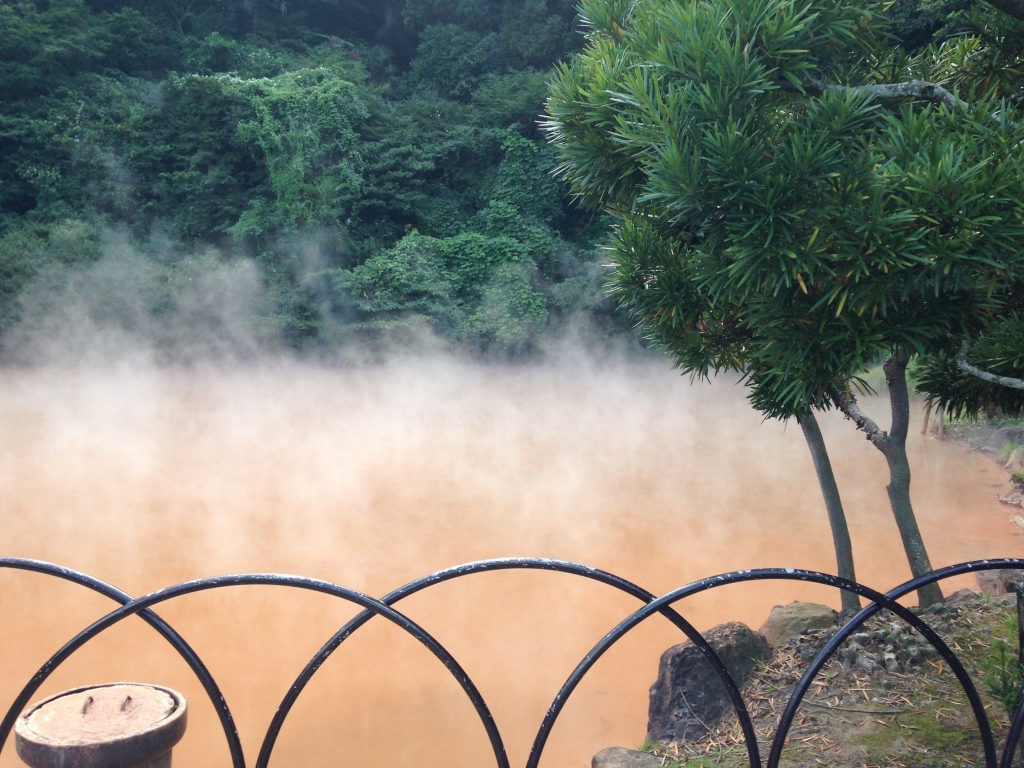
[2,230,277,366]
[0,235,1020,768]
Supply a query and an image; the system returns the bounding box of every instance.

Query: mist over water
[0,353,1020,768]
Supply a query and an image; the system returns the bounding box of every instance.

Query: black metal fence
[3,557,1023,768]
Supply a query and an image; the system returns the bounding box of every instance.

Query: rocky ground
[631,590,1021,768]
[939,421,1024,508]
[595,418,1024,768]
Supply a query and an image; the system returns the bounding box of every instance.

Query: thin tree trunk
[834,352,944,607]
[921,400,933,435]
[799,412,861,613]
[882,353,944,607]
[937,405,946,438]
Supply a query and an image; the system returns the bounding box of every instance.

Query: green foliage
[234,68,368,235]
[490,134,563,224]
[406,25,502,100]
[0,219,98,330]
[345,233,452,314]
[471,70,551,131]
[468,260,547,350]
[884,0,975,53]
[144,73,265,241]
[546,0,1024,417]
[0,0,612,352]
[981,616,1024,718]
[998,440,1024,464]
[915,312,1024,417]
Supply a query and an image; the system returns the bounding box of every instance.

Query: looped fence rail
[2,557,1023,768]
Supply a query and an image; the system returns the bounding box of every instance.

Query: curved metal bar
[0,574,509,768]
[0,558,245,768]
[1001,696,1024,768]
[880,559,1024,768]
[529,568,988,768]
[256,558,761,768]
[770,559,1024,768]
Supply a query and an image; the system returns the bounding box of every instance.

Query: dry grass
[643,594,1020,768]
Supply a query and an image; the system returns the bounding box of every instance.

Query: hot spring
[0,353,1019,768]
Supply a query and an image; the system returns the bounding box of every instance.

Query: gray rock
[976,569,1024,595]
[857,653,881,673]
[1006,447,1024,472]
[947,588,981,604]
[758,601,837,647]
[983,426,1024,453]
[647,622,771,743]
[592,748,662,768]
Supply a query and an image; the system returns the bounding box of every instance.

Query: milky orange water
[0,355,1020,768]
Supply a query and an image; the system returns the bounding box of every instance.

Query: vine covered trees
[0,0,616,352]
[546,0,1024,605]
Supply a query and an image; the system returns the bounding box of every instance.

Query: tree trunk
[883,354,944,608]
[921,400,933,435]
[799,412,861,613]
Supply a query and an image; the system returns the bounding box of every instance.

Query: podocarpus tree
[915,308,1024,418]
[545,0,1024,606]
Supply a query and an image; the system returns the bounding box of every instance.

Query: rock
[984,427,1024,453]
[946,588,980,604]
[976,569,1024,595]
[647,622,771,743]
[592,748,662,768]
[883,653,899,673]
[857,654,880,673]
[968,426,1000,449]
[1000,491,1024,507]
[758,602,837,648]
[1006,447,1024,472]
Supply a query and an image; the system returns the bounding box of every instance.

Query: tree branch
[983,0,1024,22]
[828,80,967,111]
[780,79,967,110]
[833,387,890,453]
[777,78,1018,129]
[956,340,1024,390]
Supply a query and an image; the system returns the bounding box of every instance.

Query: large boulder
[977,569,1024,595]
[946,588,981,605]
[647,622,770,744]
[758,601,837,648]
[984,426,1024,453]
[592,747,662,768]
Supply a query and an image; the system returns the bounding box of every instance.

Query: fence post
[15,683,187,768]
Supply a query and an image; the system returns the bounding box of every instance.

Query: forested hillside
[0,0,1009,356]
[0,0,619,355]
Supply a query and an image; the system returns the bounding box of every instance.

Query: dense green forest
[0,0,1013,357]
[0,0,617,355]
